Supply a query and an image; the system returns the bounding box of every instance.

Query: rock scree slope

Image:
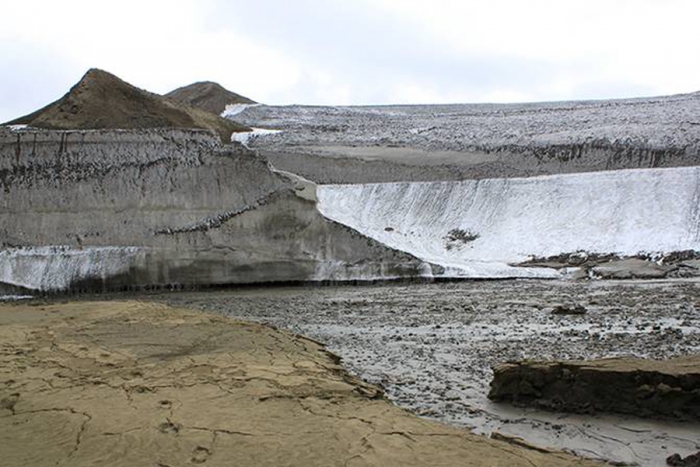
[166,81,256,115]
[0,300,604,467]
[5,69,250,142]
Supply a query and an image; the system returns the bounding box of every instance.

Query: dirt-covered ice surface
[157,279,700,466]
[231,94,700,184]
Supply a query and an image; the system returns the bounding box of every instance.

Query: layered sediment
[0,128,430,293]
[488,357,700,421]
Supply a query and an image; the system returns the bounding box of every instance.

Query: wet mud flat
[153,279,700,466]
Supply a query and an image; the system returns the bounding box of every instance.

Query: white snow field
[317,166,700,278]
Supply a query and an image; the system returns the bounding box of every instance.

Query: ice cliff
[0,128,431,292]
[317,167,700,278]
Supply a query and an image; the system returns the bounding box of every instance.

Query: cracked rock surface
[0,300,601,466]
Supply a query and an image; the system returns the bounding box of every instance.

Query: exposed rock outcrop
[488,357,700,421]
[166,81,255,115]
[5,69,250,142]
[517,251,700,280]
[667,452,700,467]
[0,128,431,292]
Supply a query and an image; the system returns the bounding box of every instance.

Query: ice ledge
[0,246,144,292]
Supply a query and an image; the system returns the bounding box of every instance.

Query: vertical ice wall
[0,247,144,292]
[317,167,700,278]
[1,128,433,292]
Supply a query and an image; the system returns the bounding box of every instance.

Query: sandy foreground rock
[0,301,602,467]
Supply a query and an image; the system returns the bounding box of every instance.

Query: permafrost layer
[0,128,431,292]
[317,167,700,278]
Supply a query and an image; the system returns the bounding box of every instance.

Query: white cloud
[1,0,699,121]
[370,0,700,97]
[0,0,302,119]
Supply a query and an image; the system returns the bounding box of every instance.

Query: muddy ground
[148,279,700,466]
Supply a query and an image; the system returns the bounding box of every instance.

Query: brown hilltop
[6,68,250,142]
[166,81,256,114]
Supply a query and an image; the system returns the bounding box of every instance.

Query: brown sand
[0,301,602,467]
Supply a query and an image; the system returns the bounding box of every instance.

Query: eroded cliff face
[0,128,430,292]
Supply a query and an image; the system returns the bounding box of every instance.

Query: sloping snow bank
[317,167,700,278]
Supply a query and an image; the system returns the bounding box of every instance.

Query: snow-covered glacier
[317,166,700,278]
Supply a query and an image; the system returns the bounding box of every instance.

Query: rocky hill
[5,69,250,142]
[166,81,255,115]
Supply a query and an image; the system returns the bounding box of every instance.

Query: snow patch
[221,103,261,118]
[5,124,28,132]
[0,295,33,301]
[231,127,283,147]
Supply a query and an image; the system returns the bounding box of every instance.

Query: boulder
[489,357,700,421]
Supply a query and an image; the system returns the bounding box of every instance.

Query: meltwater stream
[317,166,700,278]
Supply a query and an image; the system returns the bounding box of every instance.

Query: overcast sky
[1,0,699,121]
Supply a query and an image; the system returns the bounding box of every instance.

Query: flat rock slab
[489,357,700,420]
[0,301,602,467]
[591,259,674,280]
